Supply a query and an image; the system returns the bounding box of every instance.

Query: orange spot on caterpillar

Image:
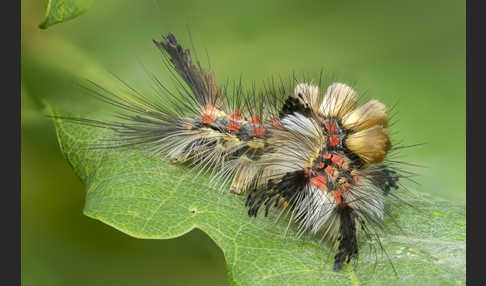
[342,162,349,170]
[331,154,344,167]
[271,118,283,129]
[332,189,342,205]
[324,121,337,133]
[202,114,215,124]
[324,165,334,175]
[227,122,241,131]
[319,162,324,169]
[251,127,266,137]
[310,175,327,190]
[230,114,241,121]
[353,176,360,183]
[329,135,340,147]
[341,182,351,191]
[324,153,332,160]
[250,116,262,125]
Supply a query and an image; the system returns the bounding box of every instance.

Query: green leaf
[39,0,93,29]
[49,110,465,286]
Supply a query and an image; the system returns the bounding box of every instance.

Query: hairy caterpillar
[61,32,406,271]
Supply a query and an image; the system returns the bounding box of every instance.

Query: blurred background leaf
[21,0,465,285]
[39,0,93,29]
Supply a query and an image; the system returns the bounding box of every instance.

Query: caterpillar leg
[374,167,400,196]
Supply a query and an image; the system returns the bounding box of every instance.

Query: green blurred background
[21,0,465,285]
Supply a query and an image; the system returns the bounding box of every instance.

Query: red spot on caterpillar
[227,122,241,131]
[202,114,215,124]
[324,121,337,133]
[310,175,327,190]
[324,153,332,160]
[332,190,342,205]
[303,168,311,178]
[331,154,344,167]
[353,176,360,183]
[251,127,266,137]
[202,106,220,123]
[329,135,340,147]
[324,165,334,175]
[250,116,262,125]
[230,109,243,120]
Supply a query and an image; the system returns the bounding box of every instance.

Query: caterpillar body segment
[246,81,400,270]
[61,32,405,272]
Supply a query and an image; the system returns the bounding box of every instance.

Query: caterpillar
[61,32,405,271]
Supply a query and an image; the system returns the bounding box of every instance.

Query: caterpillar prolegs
[65,32,403,271]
